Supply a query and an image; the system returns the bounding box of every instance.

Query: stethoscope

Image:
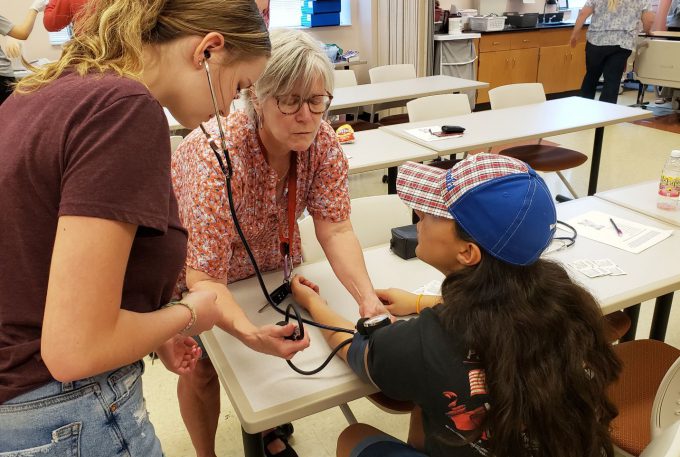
[197,50,362,375]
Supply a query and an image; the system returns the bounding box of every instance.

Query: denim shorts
[350,434,428,457]
[0,361,163,457]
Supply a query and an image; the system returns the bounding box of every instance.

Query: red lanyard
[257,134,297,281]
[279,152,297,260]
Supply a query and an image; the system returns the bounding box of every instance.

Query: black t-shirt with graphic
[348,308,491,457]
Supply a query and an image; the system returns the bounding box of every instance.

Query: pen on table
[609,218,623,236]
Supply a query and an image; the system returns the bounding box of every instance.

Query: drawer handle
[522,39,530,43]
[493,41,501,45]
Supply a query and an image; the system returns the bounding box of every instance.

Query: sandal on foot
[263,428,298,457]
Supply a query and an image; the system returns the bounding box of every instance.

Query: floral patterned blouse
[171,111,350,294]
[585,0,651,50]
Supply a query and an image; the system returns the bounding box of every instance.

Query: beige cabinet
[476,27,588,104]
[537,29,587,94]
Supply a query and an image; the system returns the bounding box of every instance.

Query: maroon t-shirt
[0,72,187,404]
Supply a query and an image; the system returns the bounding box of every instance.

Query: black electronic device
[270,282,292,305]
[356,314,392,336]
[441,125,465,134]
[390,224,418,260]
[276,321,302,341]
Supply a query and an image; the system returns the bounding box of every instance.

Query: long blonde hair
[16,0,270,94]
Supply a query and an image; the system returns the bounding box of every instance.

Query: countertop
[479,21,584,33]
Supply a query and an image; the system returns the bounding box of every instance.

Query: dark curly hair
[434,222,621,457]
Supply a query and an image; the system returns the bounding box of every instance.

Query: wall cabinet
[476,27,587,104]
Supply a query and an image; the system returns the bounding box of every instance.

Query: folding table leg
[339,403,358,424]
[620,304,640,342]
[650,292,674,341]
[242,427,264,457]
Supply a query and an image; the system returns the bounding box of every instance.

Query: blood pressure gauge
[356,313,392,336]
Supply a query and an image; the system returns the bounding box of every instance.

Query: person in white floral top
[570,0,654,103]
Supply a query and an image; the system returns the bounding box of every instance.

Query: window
[48,25,72,45]
[269,0,351,28]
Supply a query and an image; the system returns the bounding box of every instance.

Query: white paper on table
[413,279,442,295]
[568,258,627,278]
[405,126,463,142]
[568,210,673,254]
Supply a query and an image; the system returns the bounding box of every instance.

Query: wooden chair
[488,83,588,199]
[608,339,680,456]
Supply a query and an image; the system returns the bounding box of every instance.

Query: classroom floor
[143,89,680,457]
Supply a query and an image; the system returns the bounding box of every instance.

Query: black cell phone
[441,125,465,134]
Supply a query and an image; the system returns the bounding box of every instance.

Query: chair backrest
[406,94,472,122]
[488,83,547,110]
[368,64,416,84]
[334,69,358,88]
[298,194,412,263]
[652,355,680,436]
[170,135,184,153]
[640,420,680,457]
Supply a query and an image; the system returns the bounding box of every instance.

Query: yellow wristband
[163,301,197,334]
[415,294,423,314]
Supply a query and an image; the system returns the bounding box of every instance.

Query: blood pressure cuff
[347,334,372,384]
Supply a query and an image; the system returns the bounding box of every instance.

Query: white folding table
[202,197,679,457]
[329,74,488,113]
[380,97,653,195]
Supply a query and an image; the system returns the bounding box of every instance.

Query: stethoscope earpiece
[203,49,211,60]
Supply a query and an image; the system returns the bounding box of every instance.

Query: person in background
[0,0,48,104]
[570,0,654,103]
[0,0,272,455]
[291,154,622,457]
[172,28,387,457]
[43,0,87,32]
[256,0,271,28]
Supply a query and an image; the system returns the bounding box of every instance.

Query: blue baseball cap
[396,154,557,266]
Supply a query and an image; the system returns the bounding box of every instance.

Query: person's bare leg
[177,358,220,457]
[336,423,388,457]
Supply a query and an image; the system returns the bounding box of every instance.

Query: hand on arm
[41,216,221,382]
[642,10,655,33]
[187,267,310,359]
[314,218,390,318]
[291,275,355,362]
[376,288,442,316]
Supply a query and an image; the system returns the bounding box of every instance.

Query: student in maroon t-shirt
[0,1,299,456]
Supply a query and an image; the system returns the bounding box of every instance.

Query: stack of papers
[567,210,673,254]
[568,259,626,278]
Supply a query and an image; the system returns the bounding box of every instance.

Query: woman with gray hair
[171,28,388,457]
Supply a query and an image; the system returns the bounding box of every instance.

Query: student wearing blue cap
[291,153,622,457]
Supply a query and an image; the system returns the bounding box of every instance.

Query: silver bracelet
[163,301,197,334]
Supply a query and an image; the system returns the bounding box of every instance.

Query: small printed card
[568,258,627,278]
